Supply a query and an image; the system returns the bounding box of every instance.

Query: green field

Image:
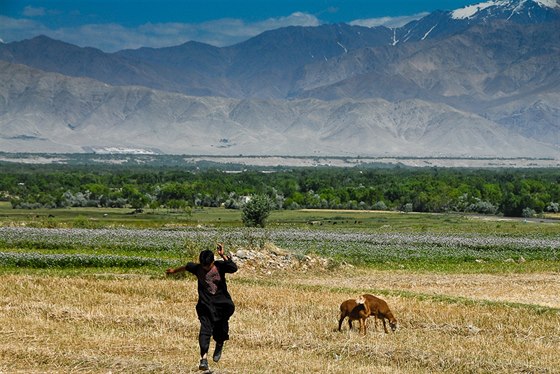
[2,200,559,232]
[1,202,559,273]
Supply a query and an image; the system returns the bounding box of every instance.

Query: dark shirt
[185,259,238,321]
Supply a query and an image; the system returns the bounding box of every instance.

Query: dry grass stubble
[282,269,560,309]
[1,270,559,373]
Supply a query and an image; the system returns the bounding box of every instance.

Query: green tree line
[1,163,558,217]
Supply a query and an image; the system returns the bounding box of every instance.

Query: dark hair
[199,250,215,266]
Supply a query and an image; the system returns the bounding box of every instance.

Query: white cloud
[0,11,425,52]
[22,6,47,17]
[0,11,323,51]
[257,12,321,31]
[349,12,429,28]
[0,15,50,39]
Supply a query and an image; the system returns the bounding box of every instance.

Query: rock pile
[229,243,336,274]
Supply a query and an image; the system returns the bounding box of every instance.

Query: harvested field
[1,267,559,373]
[287,270,560,309]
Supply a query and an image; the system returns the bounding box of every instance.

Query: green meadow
[1,202,558,273]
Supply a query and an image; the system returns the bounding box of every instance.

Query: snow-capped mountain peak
[452,1,504,19]
[451,0,560,20]
[534,0,560,8]
[392,0,559,50]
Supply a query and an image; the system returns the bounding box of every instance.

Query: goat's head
[389,318,398,332]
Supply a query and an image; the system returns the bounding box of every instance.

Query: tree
[122,184,148,209]
[241,194,273,228]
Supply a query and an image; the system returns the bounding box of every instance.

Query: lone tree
[242,194,273,228]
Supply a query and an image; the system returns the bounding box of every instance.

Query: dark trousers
[197,304,234,357]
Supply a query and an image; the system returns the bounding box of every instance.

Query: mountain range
[0,0,559,157]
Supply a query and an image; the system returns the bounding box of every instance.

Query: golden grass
[1,269,559,373]
[279,269,560,309]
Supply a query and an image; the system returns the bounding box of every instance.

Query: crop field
[0,206,559,373]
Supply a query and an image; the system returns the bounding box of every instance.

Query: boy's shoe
[212,343,224,362]
[199,358,209,371]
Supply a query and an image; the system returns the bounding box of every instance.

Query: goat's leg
[338,315,345,331]
[360,318,367,335]
[381,318,389,334]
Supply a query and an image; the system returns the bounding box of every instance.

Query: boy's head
[199,249,215,269]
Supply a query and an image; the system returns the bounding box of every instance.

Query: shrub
[522,207,536,218]
[242,194,273,228]
[546,202,559,213]
[467,199,498,215]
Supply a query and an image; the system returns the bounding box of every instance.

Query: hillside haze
[0,0,559,157]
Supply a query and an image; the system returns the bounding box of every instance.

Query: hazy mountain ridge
[1,61,557,157]
[2,1,557,100]
[0,0,559,157]
[295,21,560,99]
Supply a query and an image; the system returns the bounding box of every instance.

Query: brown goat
[363,294,397,333]
[338,295,371,335]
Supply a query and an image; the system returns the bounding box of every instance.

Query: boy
[166,243,238,371]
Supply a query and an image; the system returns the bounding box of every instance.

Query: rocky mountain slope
[1,61,556,157]
[0,0,558,157]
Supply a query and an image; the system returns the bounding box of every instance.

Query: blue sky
[1,0,480,51]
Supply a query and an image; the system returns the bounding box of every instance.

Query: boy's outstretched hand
[217,243,229,259]
[165,265,185,275]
